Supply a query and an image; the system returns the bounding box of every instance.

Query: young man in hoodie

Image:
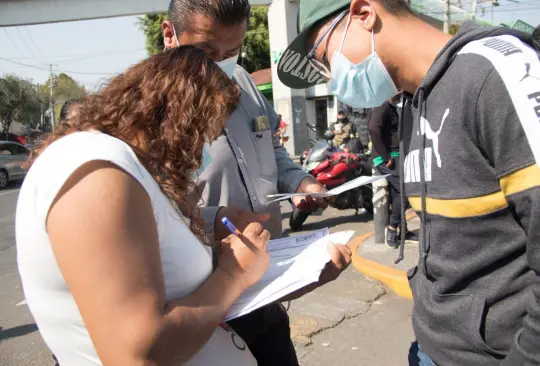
[278,0,540,365]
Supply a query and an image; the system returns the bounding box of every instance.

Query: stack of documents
[225,229,355,321]
[265,175,389,204]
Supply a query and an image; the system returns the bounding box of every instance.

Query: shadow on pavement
[283,212,372,236]
[0,324,38,342]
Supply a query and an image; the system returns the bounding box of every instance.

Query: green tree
[14,80,41,129]
[449,24,461,36]
[242,7,270,73]
[39,73,86,123]
[0,75,41,138]
[137,8,271,73]
[138,13,168,56]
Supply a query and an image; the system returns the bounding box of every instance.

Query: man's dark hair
[318,0,412,33]
[168,0,251,33]
[59,100,77,122]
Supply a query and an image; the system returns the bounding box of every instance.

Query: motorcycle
[289,133,374,231]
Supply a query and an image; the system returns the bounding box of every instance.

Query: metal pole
[372,168,389,244]
[471,0,477,20]
[443,0,450,34]
[49,64,55,132]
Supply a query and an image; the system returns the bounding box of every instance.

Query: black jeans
[376,156,410,229]
[227,303,299,366]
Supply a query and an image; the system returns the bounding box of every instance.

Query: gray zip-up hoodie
[401,22,540,365]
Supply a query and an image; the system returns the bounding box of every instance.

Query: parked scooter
[290,132,373,231]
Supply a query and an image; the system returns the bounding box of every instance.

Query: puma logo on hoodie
[419,108,449,168]
[403,109,449,183]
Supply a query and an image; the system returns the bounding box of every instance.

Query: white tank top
[16,131,256,366]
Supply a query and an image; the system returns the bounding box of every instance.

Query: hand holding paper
[225,229,355,321]
[266,175,390,204]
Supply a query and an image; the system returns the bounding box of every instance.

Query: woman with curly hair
[16,45,269,365]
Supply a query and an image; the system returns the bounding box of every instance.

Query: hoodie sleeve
[477,68,540,366]
[368,104,391,162]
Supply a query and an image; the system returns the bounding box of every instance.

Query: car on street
[0,141,30,189]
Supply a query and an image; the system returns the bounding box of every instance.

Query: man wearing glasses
[279,0,540,365]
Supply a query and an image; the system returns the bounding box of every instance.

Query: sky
[0,1,539,91]
[0,16,148,90]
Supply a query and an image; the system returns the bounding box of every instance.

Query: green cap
[278,0,351,89]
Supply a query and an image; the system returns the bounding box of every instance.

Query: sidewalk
[351,214,420,299]
[280,204,415,365]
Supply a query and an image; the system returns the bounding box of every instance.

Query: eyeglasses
[306,10,350,80]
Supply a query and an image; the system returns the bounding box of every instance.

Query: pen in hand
[221,216,242,236]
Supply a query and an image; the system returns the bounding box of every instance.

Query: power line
[3,28,25,58]
[0,56,117,76]
[24,28,44,58]
[53,49,147,65]
[15,27,34,57]
[426,4,540,13]
[1,48,146,61]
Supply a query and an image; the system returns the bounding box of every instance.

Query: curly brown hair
[31,45,240,240]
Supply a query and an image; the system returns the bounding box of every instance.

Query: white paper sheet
[265,174,390,204]
[225,229,356,321]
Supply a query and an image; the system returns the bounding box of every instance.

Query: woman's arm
[47,161,268,366]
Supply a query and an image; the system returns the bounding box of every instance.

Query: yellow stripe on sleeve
[408,192,508,218]
[500,164,540,197]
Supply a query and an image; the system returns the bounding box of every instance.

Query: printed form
[226,229,355,321]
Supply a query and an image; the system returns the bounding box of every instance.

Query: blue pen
[221,216,242,236]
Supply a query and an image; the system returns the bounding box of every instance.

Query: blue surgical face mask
[192,142,213,179]
[171,24,238,79]
[215,55,239,79]
[327,17,398,109]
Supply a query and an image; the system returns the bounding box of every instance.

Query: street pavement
[0,183,56,366]
[280,203,414,366]
[0,186,414,366]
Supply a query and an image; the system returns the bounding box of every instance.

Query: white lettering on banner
[308,68,323,83]
[280,50,301,73]
[404,148,433,183]
[459,35,540,164]
[291,57,308,77]
[278,49,326,84]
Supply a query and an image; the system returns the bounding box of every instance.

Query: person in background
[59,100,77,123]
[369,93,418,248]
[162,1,350,365]
[278,0,540,364]
[329,111,357,148]
[18,45,270,366]
[274,114,289,146]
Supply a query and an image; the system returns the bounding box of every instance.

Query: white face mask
[192,141,213,180]
[327,15,398,108]
[215,55,239,79]
[172,24,180,48]
[170,24,238,79]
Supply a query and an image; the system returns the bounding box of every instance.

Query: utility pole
[48,64,56,132]
[443,0,450,34]
[471,0,477,20]
[35,83,42,131]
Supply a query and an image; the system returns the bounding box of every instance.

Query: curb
[347,212,417,300]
